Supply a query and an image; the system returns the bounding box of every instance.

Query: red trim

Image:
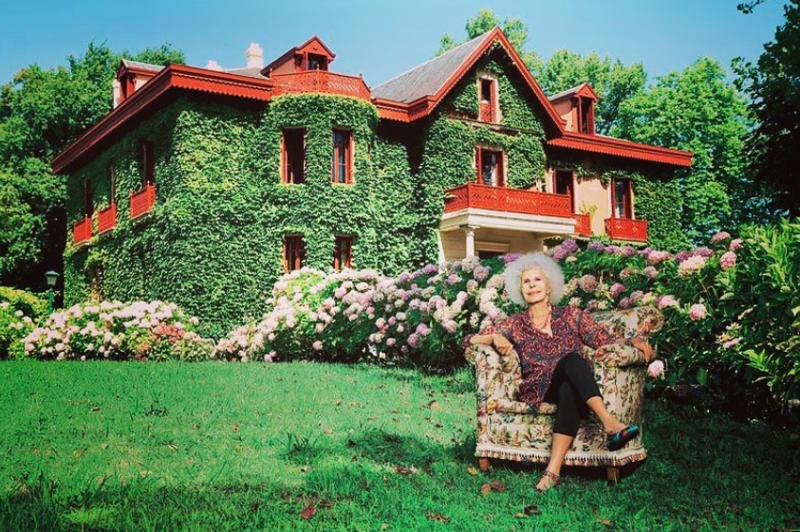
[130,183,156,219]
[73,217,92,245]
[98,203,117,234]
[605,217,647,242]
[548,132,693,167]
[333,236,353,271]
[51,65,275,174]
[263,35,336,74]
[444,182,572,218]
[550,82,599,103]
[573,213,592,236]
[283,235,305,272]
[332,129,352,184]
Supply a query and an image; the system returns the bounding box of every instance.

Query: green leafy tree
[535,50,647,134]
[436,9,543,72]
[734,0,800,216]
[0,41,184,290]
[613,58,755,242]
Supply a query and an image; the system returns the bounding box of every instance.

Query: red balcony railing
[605,217,648,242]
[444,183,573,218]
[98,203,117,234]
[273,70,371,100]
[130,183,155,219]
[479,101,496,123]
[573,213,592,236]
[73,217,92,245]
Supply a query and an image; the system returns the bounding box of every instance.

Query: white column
[436,231,446,265]
[463,226,476,258]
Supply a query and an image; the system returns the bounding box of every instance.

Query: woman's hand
[493,334,513,356]
[630,337,654,363]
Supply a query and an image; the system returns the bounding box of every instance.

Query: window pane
[481,151,499,187]
[614,180,628,218]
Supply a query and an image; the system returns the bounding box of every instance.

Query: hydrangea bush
[22,301,214,361]
[0,302,36,359]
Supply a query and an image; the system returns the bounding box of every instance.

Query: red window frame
[553,169,576,213]
[611,177,633,219]
[479,78,497,123]
[332,129,353,184]
[475,147,504,187]
[281,128,306,184]
[578,97,595,134]
[140,140,155,186]
[333,236,353,271]
[283,236,305,273]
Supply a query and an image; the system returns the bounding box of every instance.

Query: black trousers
[542,351,603,437]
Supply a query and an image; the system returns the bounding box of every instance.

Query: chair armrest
[593,343,652,367]
[468,344,532,414]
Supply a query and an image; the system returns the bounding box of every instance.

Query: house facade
[52,28,692,336]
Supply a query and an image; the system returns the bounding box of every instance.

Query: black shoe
[605,424,639,451]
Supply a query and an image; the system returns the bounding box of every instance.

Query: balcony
[605,217,648,242]
[444,183,572,218]
[573,213,592,237]
[98,203,117,234]
[73,217,92,245]
[273,70,371,101]
[130,183,155,220]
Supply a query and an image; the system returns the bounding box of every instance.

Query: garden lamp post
[45,270,59,314]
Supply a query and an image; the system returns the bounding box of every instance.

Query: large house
[52,28,692,335]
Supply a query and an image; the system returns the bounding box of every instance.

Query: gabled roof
[262,35,336,75]
[548,82,598,102]
[372,33,490,103]
[120,60,165,73]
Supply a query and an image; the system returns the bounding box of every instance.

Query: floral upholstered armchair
[464,306,665,483]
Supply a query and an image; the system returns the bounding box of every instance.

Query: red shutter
[475,147,482,185]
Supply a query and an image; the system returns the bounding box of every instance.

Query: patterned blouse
[472,305,619,410]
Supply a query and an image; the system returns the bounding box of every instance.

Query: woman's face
[521,267,550,306]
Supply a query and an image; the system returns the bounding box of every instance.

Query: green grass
[1,360,798,531]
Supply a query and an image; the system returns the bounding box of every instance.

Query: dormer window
[578,97,595,134]
[307,54,328,71]
[479,77,497,123]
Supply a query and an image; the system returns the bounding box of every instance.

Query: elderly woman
[468,253,653,492]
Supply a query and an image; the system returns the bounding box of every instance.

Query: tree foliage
[734,0,800,216]
[0,41,184,290]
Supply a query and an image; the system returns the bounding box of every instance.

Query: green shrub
[0,301,35,358]
[0,286,48,320]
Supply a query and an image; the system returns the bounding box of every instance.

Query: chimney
[246,42,264,69]
[205,59,223,71]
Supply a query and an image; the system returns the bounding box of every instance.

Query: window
[476,148,504,187]
[612,178,633,219]
[307,54,328,71]
[108,163,117,203]
[333,236,353,271]
[578,97,594,134]
[478,250,505,260]
[140,140,155,186]
[84,178,93,217]
[283,236,305,273]
[332,129,352,184]
[282,129,306,184]
[479,78,497,122]
[554,169,575,212]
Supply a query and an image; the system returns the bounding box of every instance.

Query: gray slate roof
[548,83,588,101]
[224,67,268,79]
[372,31,492,103]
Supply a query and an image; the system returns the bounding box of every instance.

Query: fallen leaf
[232,423,240,432]
[300,504,316,520]
[192,423,200,430]
[100,442,108,450]
[347,439,356,447]
[480,480,507,494]
[395,465,412,475]
[480,483,492,495]
[466,466,479,476]
[318,499,334,509]
[381,524,390,530]
[426,511,450,524]
[351,454,358,461]
[596,518,612,527]
[91,406,100,412]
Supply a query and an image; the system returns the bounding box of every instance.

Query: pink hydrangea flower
[610,283,625,299]
[722,338,741,349]
[730,238,743,251]
[647,360,665,378]
[578,274,598,293]
[312,341,323,351]
[710,231,732,244]
[720,251,737,270]
[689,303,707,321]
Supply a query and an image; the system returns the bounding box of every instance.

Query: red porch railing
[98,203,117,234]
[273,70,371,100]
[444,183,573,218]
[479,101,495,123]
[573,213,592,236]
[73,217,92,245]
[130,183,155,219]
[605,217,648,242]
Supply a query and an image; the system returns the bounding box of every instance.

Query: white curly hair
[504,252,565,307]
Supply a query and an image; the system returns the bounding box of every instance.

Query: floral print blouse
[472,305,619,410]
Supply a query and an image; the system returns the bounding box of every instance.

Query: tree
[535,50,647,134]
[436,9,543,72]
[734,0,800,216]
[0,41,184,290]
[613,58,756,242]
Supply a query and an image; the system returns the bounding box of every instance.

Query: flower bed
[22,301,214,361]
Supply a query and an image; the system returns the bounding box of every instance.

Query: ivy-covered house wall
[65,94,419,337]
[413,48,550,263]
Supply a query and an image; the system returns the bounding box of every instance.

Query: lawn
[1,361,798,531]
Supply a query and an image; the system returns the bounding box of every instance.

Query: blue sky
[0,0,788,89]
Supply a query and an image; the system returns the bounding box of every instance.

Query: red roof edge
[52,64,274,174]
[547,132,693,167]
